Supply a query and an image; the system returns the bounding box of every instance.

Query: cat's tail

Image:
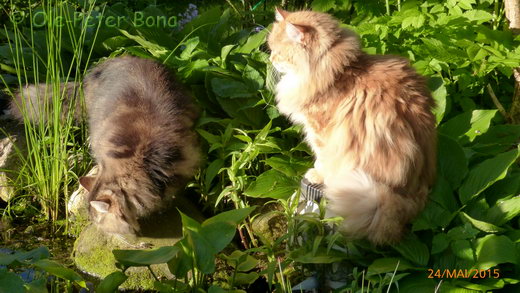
[8,82,83,124]
[324,169,426,245]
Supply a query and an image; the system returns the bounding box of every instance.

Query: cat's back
[83,56,197,165]
[347,54,433,106]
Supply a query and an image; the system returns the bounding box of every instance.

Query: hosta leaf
[451,239,474,262]
[431,233,450,254]
[485,196,520,225]
[367,257,414,275]
[458,148,520,203]
[475,235,518,269]
[460,212,505,233]
[392,235,429,266]
[438,134,468,188]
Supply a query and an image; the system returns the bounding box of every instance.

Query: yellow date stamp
[427,269,500,279]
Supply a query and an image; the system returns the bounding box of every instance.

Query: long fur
[268,9,436,245]
[10,56,200,236]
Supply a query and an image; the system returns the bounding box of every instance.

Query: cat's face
[79,176,139,236]
[268,8,312,76]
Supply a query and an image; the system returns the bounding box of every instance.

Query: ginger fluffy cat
[268,8,436,245]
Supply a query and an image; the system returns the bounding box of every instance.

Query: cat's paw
[305,168,324,185]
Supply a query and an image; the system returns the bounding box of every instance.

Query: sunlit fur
[268,9,437,245]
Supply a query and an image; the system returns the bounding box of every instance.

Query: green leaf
[211,78,256,98]
[432,234,450,254]
[438,134,468,188]
[486,196,520,225]
[234,272,259,285]
[458,148,520,203]
[97,271,128,293]
[118,29,168,57]
[451,239,474,262]
[0,246,49,266]
[235,29,267,54]
[113,246,179,267]
[439,110,497,143]
[243,65,264,91]
[367,258,414,275]
[244,169,299,199]
[33,259,86,288]
[311,0,336,12]
[205,159,224,189]
[0,270,24,293]
[392,235,429,266]
[463,10,493,23]
[475,235,518,269]
[460,212,505,233]
[180,37,200,60]
[223,250,259,272]
[428,77,447,124]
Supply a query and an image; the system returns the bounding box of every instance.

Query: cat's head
[79,176,140,236]
[268,8,360,76]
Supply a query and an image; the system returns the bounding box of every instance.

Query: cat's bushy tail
[8,82,83,124]
[324,169,425,245]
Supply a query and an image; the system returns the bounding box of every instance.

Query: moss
[73,220,181,290]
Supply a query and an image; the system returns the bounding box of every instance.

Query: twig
[237,225,250,249]
[486,84,511,122]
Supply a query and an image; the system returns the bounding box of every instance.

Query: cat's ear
[90,200,110,214]
[79,176,96,192]
[286,22,306,44]
[275,7,288,22]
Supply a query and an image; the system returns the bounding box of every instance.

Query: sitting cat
[268,8,436,245]
[10,56,200,236]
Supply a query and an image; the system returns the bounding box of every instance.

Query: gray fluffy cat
[10,56,200,236]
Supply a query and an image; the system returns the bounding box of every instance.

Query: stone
[0,118,26,202]
[251,203,287,246]
[73,191,205,290]
[67,166,99,220]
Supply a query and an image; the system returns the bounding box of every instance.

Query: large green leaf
[392,235,430,266]
[475,235,518,269]
[438,134,468,188]
[33,259,86,288]
[244,169,299,199]
[460,212,505,233]
[485,195,520,225]
[0,270,24,293]
[97,271,128,293]
[439,110,497,143]
[367,257,414,275]
[428,77,447,124]
[458,148,520,203]
[113,246,180,267]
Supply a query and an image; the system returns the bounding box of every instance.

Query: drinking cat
[268,8,436,244]
[10,56,200,236]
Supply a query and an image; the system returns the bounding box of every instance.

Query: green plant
[0,246,87,292]
[0,0,100,223]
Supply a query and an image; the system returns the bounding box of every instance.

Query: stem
[486,84,511,122]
